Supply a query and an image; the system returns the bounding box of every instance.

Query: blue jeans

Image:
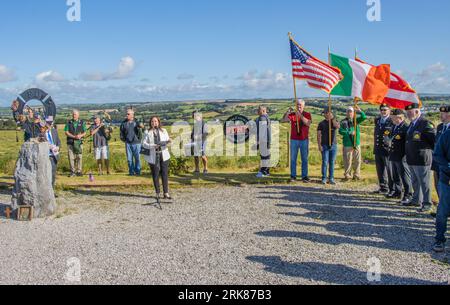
[126,143,141,175]
[435,181,450,243]
[321,145,337,182]
[290,139,309,179]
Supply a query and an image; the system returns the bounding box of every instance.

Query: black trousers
[150,155,170,195]
[375,154,393,192]
[49,156,57,189]
[391,158,413,197]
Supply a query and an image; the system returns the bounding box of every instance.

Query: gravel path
[0,183,449,285]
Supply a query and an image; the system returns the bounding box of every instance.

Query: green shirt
[64,120,87,133]
[339,111,367,148]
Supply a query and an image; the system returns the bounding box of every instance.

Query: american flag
[290,39,342,94]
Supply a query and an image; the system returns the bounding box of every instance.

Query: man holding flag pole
[286,33,342,182]
[329,50,391,181]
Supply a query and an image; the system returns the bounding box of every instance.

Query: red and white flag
[357,58,421,109]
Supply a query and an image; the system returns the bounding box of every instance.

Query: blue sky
[0,0,449,105]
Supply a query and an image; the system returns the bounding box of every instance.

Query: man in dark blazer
[386,109,413,203]
[432,105,450,200]
[405,104,436,213]
[374,103,395,195]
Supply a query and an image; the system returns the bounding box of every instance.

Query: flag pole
[328,45,332,146]
[354,47,359,149]
[288,32,301,135]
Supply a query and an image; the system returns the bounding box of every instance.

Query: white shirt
[142,128,171,164]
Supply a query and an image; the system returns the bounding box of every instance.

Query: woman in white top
[142,116,172,200]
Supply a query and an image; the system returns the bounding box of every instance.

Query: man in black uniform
[432,105,450,200]
[374,103,394,195]
[405,104,436,213]
[386,109,413,202]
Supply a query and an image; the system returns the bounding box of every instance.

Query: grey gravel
[0,183,449,285]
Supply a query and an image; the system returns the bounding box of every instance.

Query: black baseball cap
[439,105,450,113]
[405,104,419,111]
[392,109,405,116]
[322,107,332,114]
[379,103,390,110]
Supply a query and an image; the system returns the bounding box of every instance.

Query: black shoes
[386,192,402,199]
[373,189,389,195]
[433,241,446,253]
[164,194,172,200]
[302,177,311,183]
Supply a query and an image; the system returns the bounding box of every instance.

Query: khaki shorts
[95,146,109,160]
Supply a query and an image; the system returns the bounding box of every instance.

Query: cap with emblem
[405,104,419,111]
[439,105,450,113]
[392,109,405,116]
[380,103,390,110]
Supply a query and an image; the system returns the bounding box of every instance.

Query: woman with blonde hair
[142,116,172,201]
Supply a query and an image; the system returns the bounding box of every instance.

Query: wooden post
[354,97,359,150]
[353,48,359,150]
[288,32,301,135]
[287,131,290,169]
[328,45,332,146]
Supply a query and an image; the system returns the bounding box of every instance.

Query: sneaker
[164,194,172,200]
[321,180,327,185]
[68,172,76,178]
[329,180,337,185]
[302,177,311,183]
[76,173,83,177]
[418,205,432,213]
[203,170,208,175]
[400,197,412,205]
[289,177,297,183]
[256,172,264,178]
[433,241,446,253]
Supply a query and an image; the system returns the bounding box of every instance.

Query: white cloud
[409,62,450,93]
[35,70,65,83]
[80,56,136,81]
[112,56,135,79]
[238,70,290,92]
[0,65,17,83]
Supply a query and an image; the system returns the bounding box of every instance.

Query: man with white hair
[404,104,436,213]
[65,109,87,177]
[339,105,367,181]
[282,99,312,183]
[120,108,144,176]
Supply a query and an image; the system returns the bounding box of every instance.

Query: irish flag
[330,53,391,105]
